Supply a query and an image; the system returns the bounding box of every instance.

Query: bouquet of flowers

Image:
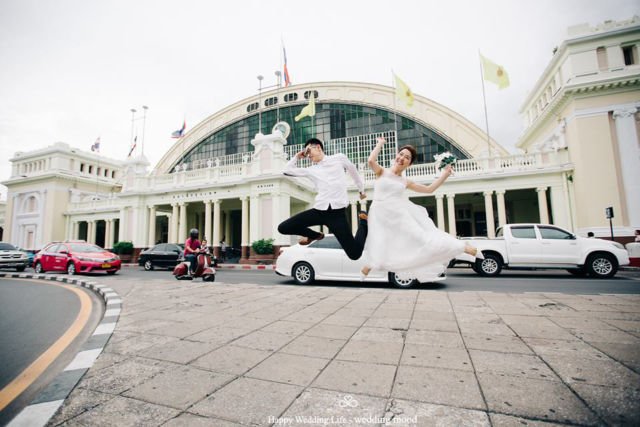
[433,152,457,170]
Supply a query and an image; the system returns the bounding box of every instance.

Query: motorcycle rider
[184,228,202,275]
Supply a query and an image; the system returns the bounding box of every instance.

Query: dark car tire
[388,272,419,288]
[66,262,76,275]
[107,270,117,275]
[16,266,26,272]
[143,260,154,271]
[567,267,587,277]
[292,262,315,285]
[203,274,215,282]
[34,262,44,274]
[586,252,618,279]
[476,253,503,277]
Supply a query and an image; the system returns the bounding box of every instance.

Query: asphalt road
[0,278,103,425]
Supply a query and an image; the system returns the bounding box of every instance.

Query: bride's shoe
[474,248,485,260]
[360,266,371,282]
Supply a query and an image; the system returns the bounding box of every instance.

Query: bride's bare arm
[406,165,453,193]
[368,137,386,177]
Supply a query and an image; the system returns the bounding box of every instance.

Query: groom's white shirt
[284,153,364,210]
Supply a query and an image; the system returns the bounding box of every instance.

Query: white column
[213,200,221,249]
[537,187,549,224]
[613,108,640,226]
[178,202,188,243]
[147,205,156,247]
[350,201,358,234]
[88,220,96,244]
[170,204,179,243]
[484,191,496,238]
[446,194,457,236]
[249,195,259,244]
[550,185,570,230]
[118,208,127,242]
[73,221,80,240]
[496,190,507,228]
[104,220,111,248]
[224,211,231,243]
[106,219,114,249]
[241,196,249,257]
[204,200,212,243]
[435,194,445,230]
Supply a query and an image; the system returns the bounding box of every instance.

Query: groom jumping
[278,138,368,260]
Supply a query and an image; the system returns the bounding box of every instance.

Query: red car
[34,241,121,275]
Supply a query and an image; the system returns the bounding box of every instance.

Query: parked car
[34,241,121,275]
[138,243,185,271]
[0,242,30,272]
[18,248,37,266]
[275,234,426,288]
[455,224,630,279]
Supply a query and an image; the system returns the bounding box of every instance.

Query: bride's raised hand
[376,136,386,144]
[442,164,454,178]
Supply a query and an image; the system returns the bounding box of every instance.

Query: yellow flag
[294,94,316,121]
[394,74,414,107]
[480,54,510,89]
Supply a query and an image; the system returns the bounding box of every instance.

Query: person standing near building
[220,238,227,261]
[278,138,368,260]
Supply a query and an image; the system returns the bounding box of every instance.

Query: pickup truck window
[511,226,536,239]
[539,226,573,240]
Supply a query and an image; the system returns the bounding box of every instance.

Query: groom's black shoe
[299,233,324,246]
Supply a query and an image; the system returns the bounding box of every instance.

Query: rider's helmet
[189,228,199,240]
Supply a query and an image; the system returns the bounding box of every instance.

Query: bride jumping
[361,137,483,282]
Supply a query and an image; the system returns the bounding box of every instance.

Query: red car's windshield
[67,244,107,253]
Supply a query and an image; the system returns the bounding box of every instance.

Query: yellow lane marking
[0,280,93,411]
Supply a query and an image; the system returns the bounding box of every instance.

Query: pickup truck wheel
[476,254,502,277]
[586,253,618,279]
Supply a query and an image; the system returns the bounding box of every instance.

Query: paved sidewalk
[46,276,639,426]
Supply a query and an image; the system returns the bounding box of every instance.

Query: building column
[213,200,221,258]
[204,200,212,243]
[435,194,445,230]
[178,202,187,243]
[484,191,496,238]
[537,187,549,224]
[446,193,457,236]
[104,220,111,248]
[118,208,127,242]
[350,201,358,234]
[88,220,96,244]
[613,108,640,226]
[224,211,231,243]
[496,190,507,229]
[240,196,249,260]
[106,219,114,249]
[170,203,179,243]
[73,221,80,240]
[148,205,157,247]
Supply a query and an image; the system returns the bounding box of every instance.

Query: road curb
[0,273,121,427]
[121,263,276,270]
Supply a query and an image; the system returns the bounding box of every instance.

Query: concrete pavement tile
[351,327,406,343]
[189,377,303,426]
[372,308,413,319]
[259,320,315,336]
[101,330,138,344]
[602,318,640,333]
[116,318,179,333]
[405,330,465,348]
[468,349,559,381]
[280,335,347,359]
[78,357,165,395]
[411,310,456,321]
[523,337,610,362]
[409,319,458,332]
[312,360,396,397]
[462,333,532,354]
[392,366,485,410]
[185,325,252,344]
[322,313,368,327]
[104,334,178,356]
[477,372,599,425]
[449,305,495,314]
[571,383,640,426]
[231,330,295,351]
[190,344,272,375]
[123,365,234,410]
[548,316,617,330]
[383,399,490,426]
[48,388,115,425]
[162,413,244,426]
[500,316,577,340]
[483,303,539,316]
[489,413,568,426]
[245,353,329,386]
[456,313,503,325]
[336,340,403,365]
[83,352,128,376]
[570,328,640,345]
[146,320,216,338]
[588,341,640,372]
[458,321,516,337]
[138,339,223,364]
[401,343,473,371]
[283,310,330,323]
[279,388,387,426]
[364,317,411,330]
[60,395,179,426]
[540,354,640,387]
[413,304,454,314]
[305,323,358,340]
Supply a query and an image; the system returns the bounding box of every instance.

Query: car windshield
[0,243,18,250]
[68,244,107,253]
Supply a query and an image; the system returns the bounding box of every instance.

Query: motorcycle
[173,251,216,282]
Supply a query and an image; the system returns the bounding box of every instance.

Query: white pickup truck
[455,224,630,278]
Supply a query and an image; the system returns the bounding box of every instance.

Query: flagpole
[478,52,492,158]
[391,71,399,158]
[141,105,148,156]
[129,108,137,157]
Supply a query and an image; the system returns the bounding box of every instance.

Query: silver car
[0,242,30,272]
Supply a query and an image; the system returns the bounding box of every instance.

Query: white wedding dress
[362,169,466,282]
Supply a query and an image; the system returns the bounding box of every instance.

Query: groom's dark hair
[304,138,324,151]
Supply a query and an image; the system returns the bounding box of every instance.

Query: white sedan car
[275,234,426,288]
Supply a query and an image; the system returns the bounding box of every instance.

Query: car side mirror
[59,250,68,255]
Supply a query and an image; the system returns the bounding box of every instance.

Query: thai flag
[283,46,291,87]
[91,137,100,152]
[171,120,186,138]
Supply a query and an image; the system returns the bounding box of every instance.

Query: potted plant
[112,241,134,263]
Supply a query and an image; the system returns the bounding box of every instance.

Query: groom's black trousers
[278,206,367,260]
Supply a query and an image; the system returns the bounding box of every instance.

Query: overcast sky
[1,0,638,200]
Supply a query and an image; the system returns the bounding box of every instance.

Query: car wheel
[476,254,502,277]
[203,274,215,282]
[567,267,587,277]
[144,260,153,271]
[35,262,44,274]
[66,262,76,275]
[388,272,419,288]
[586,252,618,279]
[107,270,117,275]
[16,266,26,272]
[292,262,315,285]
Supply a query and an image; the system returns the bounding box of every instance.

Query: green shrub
[112,241,134,255]
[252,238,274,255]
